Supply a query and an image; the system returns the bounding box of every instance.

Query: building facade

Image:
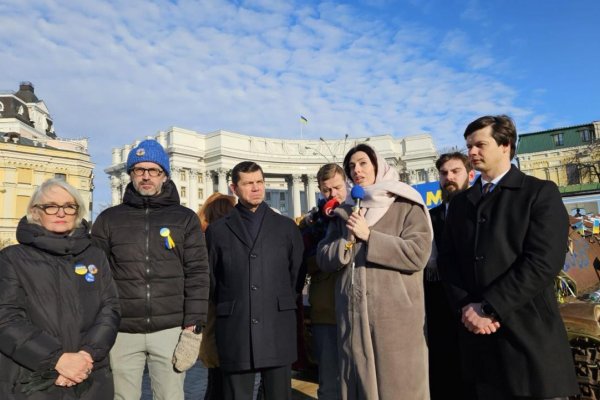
[517,121,600,214]
[106,127,438,218]
[0,82,94,244]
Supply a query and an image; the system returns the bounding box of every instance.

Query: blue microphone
[350,185,365,213]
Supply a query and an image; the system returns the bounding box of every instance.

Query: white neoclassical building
[106,127,438,218]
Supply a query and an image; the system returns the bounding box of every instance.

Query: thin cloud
[0,0,550,205]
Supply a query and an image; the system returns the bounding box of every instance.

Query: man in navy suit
[440,115,579,400]
[206,161,303,400]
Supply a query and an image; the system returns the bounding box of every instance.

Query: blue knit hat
[126,139,171,177]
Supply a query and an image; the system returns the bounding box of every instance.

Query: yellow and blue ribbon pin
[160,227,176,249]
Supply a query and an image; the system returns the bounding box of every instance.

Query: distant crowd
[0,115,579,400]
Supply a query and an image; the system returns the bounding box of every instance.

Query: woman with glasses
[318,144,433,400]
[0,178,120,399]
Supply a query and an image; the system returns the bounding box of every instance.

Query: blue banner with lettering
[412,181,442,209]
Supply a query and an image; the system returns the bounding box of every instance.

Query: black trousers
[470,382,570,400]
[222,365,291,400]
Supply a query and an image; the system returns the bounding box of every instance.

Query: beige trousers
[110,327,185,400]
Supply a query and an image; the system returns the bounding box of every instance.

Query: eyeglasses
[131,167,164,177]
[35,204,79,215]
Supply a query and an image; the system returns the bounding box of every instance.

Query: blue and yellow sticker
[74,263,98,282]
[74,263,88,276]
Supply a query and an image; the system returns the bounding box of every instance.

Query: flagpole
[300,116,308,140]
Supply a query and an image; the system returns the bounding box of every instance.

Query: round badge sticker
[85,272,95,283]
[88,265,98,275]
[160,228,170,237]
[136,148,145,156]
[74,263,88,275]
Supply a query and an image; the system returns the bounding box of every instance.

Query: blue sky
[1,0,599,208]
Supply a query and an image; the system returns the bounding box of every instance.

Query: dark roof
[517,122,595,154]
[14,82,39,103]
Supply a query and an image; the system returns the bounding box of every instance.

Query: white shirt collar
[481,167,510,187]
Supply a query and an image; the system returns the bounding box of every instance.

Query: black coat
[425,202,465,399]
[206,203,304,371]
[92,180,209,333]
[439,165,579,397]
[429,203,446,253]
[0,218,120,399]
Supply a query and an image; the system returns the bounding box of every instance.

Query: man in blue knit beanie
[92,139,209,400]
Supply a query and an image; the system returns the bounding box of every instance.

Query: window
[417,169,427,182]
[180,170,187,181]
[566,164,580,185]
[0,101,4,112]
[17,105,24,115]
[181,186,187,197]
[198,188,204,199]
[266,192,271,202]
[197,173,204,184]
[552,133,564,146]
[55,173,66,181]
[580,129,593,142]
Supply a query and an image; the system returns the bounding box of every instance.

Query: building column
[291,174,302,218]
[119,172,130,205]
[205,171,214,197]
[217,168,228,194]
[170,167,181,199]
[408,169,417,185]
[428,167,438,182]
[112,148,122,165]
[110,175,121,205]
[189,170,199,210]
[306,175,317,209]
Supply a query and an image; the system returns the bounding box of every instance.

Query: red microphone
[322,198,340,217]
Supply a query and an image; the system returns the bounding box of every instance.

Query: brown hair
[316,163,345,187]
[197,192,236,232]
[435,152,472,172]
[463,115,517,160]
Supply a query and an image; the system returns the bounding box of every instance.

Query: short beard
[133,181,164,197]
[441,180,468,202]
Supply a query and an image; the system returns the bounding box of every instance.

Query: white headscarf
[346,152,433,240]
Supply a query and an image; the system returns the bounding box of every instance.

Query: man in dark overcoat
[425,152,473,399]
[205,161,304,400]
[439,115,579,400]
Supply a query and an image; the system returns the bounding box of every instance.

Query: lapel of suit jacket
[466,165,523,207]
[496,164,524,191]
[224,208,253,249]
[466,177,483,206]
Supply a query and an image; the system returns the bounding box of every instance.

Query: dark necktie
[482,182,494,196]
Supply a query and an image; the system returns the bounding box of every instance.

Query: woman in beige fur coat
[317,144,432,400]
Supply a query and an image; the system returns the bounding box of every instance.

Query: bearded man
[425,152,474,399]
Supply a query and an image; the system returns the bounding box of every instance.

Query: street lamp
[305,146,331,162]
[319,137,336,161]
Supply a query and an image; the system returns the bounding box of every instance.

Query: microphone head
[351,185,365,200]
[323,198,340,217]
